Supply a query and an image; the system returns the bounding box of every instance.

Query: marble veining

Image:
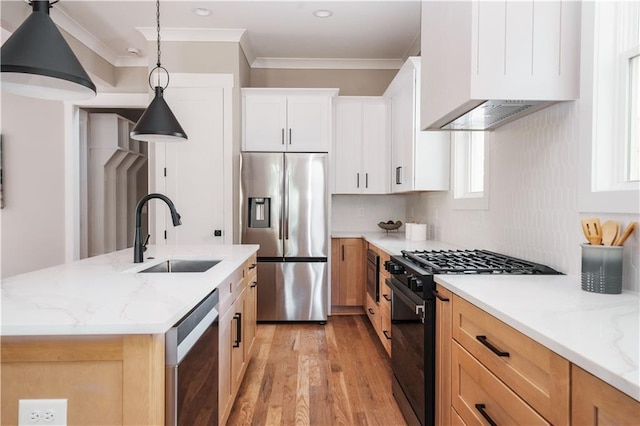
[1,244,258,336]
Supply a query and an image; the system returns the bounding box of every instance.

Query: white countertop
[0,244,258,336]
[435,274,640,402]
[332,231,462,253]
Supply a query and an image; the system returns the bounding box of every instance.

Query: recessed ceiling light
[127,47,141,56]
[313,9,333,18]
[193,8,211,17]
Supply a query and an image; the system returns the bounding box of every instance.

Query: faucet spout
[133,193,182,263]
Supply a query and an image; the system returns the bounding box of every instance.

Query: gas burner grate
[401,249,560,275]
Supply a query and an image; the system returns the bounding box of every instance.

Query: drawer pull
[475,404,498,426]
[248,263,257,270]
[476,335,510,357]
[368,308,375,315]
[250,281,257,288]
[382,294,391,302]
[432,289,450,302]
[383,330,391,340]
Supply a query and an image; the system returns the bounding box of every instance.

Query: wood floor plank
[227,315,407,426]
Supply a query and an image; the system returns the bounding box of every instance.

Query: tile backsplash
[332,194,406,233]
[406,102,639,291]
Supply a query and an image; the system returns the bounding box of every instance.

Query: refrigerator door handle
[283,155,289,241]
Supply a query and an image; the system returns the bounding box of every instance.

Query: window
[579,1,639,213]
[452,131,489,210]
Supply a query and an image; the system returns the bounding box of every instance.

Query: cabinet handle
[281,128,285,145]
[289,128,292,145]
[233,313,242,347]
[395,166,402,185]
[474,404,498,426]
[365,173,369,188]
[368,308,375,315]
[383,330,391,340]
[250,281,257,288]
[342,245,345,261]
[382,294,391,302]
[249,263,257,270]
[357,173,360,188]
[476,335,510,357]
[432,290,450,302]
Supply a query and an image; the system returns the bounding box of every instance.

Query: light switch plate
[18,399,67,426]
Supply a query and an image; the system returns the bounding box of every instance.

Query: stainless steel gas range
[384,249,561,426]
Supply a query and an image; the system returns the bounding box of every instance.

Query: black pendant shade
[0,1,96,100]
[130,86,188,142]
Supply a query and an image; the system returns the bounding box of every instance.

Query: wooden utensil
[581,218,602,245]
[614,221,638,246]
[601,220,619,246]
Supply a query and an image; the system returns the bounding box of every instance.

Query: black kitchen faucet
[133,193,181,263]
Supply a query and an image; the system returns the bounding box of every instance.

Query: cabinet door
[219,307,233,423]
[230,288,246,397]
[388,67,414,193]
[572,365,640,425]
[435,285,453,426]
[286,95,331,152]
[244,274,258,360]
[242,95,287,151]
[337,239,365,306]
[361,99,390,194]
[334,99,363,193]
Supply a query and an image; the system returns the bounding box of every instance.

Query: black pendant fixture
[1,0,97,100]
[130,0,187,143]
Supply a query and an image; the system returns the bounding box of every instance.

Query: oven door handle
[389,279,426,323]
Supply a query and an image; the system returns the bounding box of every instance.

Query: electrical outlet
[18,399,67,426]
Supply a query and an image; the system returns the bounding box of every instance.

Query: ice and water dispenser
[248,197,271,228]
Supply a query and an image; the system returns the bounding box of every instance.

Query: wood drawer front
[219,267,244,315]
[452,342,549,426]
[380,307,392,355]
[379,281,392,314]
[365,294,380,332]
[451,407,467,426]
[452,296,569,425]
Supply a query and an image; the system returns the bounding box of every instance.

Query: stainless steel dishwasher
[165,288,219,425]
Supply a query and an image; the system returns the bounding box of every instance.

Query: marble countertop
[435,274,639,402]
[1,244,259,336]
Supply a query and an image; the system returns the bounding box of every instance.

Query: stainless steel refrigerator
[240,152,328,322]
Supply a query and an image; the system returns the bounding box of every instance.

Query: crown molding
[250,57,404,70]
[136,27,246,43]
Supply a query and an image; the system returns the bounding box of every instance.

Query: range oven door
[388,277,435,426]
[366,249,380,302]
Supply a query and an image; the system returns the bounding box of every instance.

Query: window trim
[451,131,490,211]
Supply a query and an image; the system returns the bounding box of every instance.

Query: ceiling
[0,1,421,69]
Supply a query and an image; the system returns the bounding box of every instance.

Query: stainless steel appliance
[385,250,561,426]
[240,152,328,322]
[366,249,380,302]
[165,288,219,426]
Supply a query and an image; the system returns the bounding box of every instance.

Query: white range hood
[421,1,581,131]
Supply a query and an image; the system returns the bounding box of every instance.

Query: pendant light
[0,0,96,101]
[130,0,187,143]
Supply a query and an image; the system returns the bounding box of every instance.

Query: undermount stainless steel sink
[138,259,221,273]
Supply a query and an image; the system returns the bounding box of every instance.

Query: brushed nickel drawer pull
[476,335,510,357]
[475,404,498,426]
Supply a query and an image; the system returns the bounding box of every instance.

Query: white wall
[1,93,66,278]
[332,194,406,233]
[406,101,640,291]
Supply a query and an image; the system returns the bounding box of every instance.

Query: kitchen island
[1,244,258,425]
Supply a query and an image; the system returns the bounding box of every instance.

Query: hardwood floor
[227,315,407,426]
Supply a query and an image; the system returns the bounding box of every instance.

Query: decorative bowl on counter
[378,220,402,231]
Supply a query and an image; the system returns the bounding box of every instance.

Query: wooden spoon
[581,218,602,245]
[614,221,638,246]
[601,221,619,246]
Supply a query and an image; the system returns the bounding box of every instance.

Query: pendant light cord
[148,0,169,90]
[156,0,161,69]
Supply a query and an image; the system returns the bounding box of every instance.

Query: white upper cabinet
[334,97,390,194]
[242,88,338,152]
[421,1,581,130]
[384,58,450,193]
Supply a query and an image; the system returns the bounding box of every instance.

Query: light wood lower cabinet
[219,254,257,425]
[572,365,640,425]
[331,238,365,307]
[437,292,639,426]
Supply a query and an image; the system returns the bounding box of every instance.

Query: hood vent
[441,100,550,131]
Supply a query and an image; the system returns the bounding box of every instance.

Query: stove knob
[408,276,423,292]
[386,262,404,274]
